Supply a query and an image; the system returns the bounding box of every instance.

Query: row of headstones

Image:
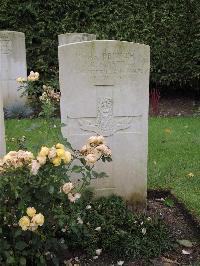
[0,31,96,108]
[0,31,96,155]
[0,31,150,208]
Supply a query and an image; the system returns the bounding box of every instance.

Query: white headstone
[59,40,150,208]
[0,31,27,107]
[58,33,96,45]
[0,91,6,157]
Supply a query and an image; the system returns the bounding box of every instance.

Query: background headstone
[58,33,96,45]
[0,31,27,108]
[59,40,150,208]
[0,91,6,157]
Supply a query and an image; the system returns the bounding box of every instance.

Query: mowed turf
[5,117,200,217]
[148,117,200,217]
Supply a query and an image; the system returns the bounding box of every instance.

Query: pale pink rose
[80,145,88,155]
[48,147,57,159]
[102,147,111,156]
[30,160,41,175]
[96,144,112,156]
[29,223,38,231]
[68,193,81,203]
[13,161,23,168]
[87,136,99,146]
[91,148,102,159]
[3,151,17,164]
[85,154,98,164]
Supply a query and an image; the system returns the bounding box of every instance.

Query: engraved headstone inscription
[58,40,150,208]
[0,31,27,107]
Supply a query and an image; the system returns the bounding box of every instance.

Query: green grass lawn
[4,117,200,217]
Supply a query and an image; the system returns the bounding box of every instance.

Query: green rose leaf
[15,241,28,251]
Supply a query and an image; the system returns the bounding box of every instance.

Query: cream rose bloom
[62,182,74,194]
[39,146,49,157]
[16,77,24,83]
[37,156,47,165]
[28,76,36,81]
[32,213,44,226]
[26,207,36,217]
[19,216,30,231]
[35,72,39,78]
[97,136,105,144]
[28,71,39,81]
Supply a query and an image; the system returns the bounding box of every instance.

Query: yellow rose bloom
[19,216,30,231]
[32,213,44,226]
[52,157,61,166]
[56,148,65,158]
[63,151,72,164]
[26,207,36,218]
[56,143,65,150]
[39,146,49,157]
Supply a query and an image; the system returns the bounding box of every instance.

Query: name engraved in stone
[74,49,149,77]
[0,37,12,54]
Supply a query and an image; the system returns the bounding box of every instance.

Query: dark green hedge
[0,0,199,89]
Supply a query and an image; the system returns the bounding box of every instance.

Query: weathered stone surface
[59,40,150,208]
[58,33,96,45]
[0,31,27,107]
[0,91,6,157]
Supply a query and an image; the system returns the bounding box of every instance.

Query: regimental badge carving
[78,97,133,136]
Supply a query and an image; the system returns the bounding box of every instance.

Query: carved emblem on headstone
[0,37,12,54]
[79,97,133,136]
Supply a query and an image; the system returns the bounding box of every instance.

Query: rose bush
[17,71,60,116]
[0,136,112,265]
[3,73,172,265]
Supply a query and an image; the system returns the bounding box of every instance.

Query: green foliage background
[0,0,199,89]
